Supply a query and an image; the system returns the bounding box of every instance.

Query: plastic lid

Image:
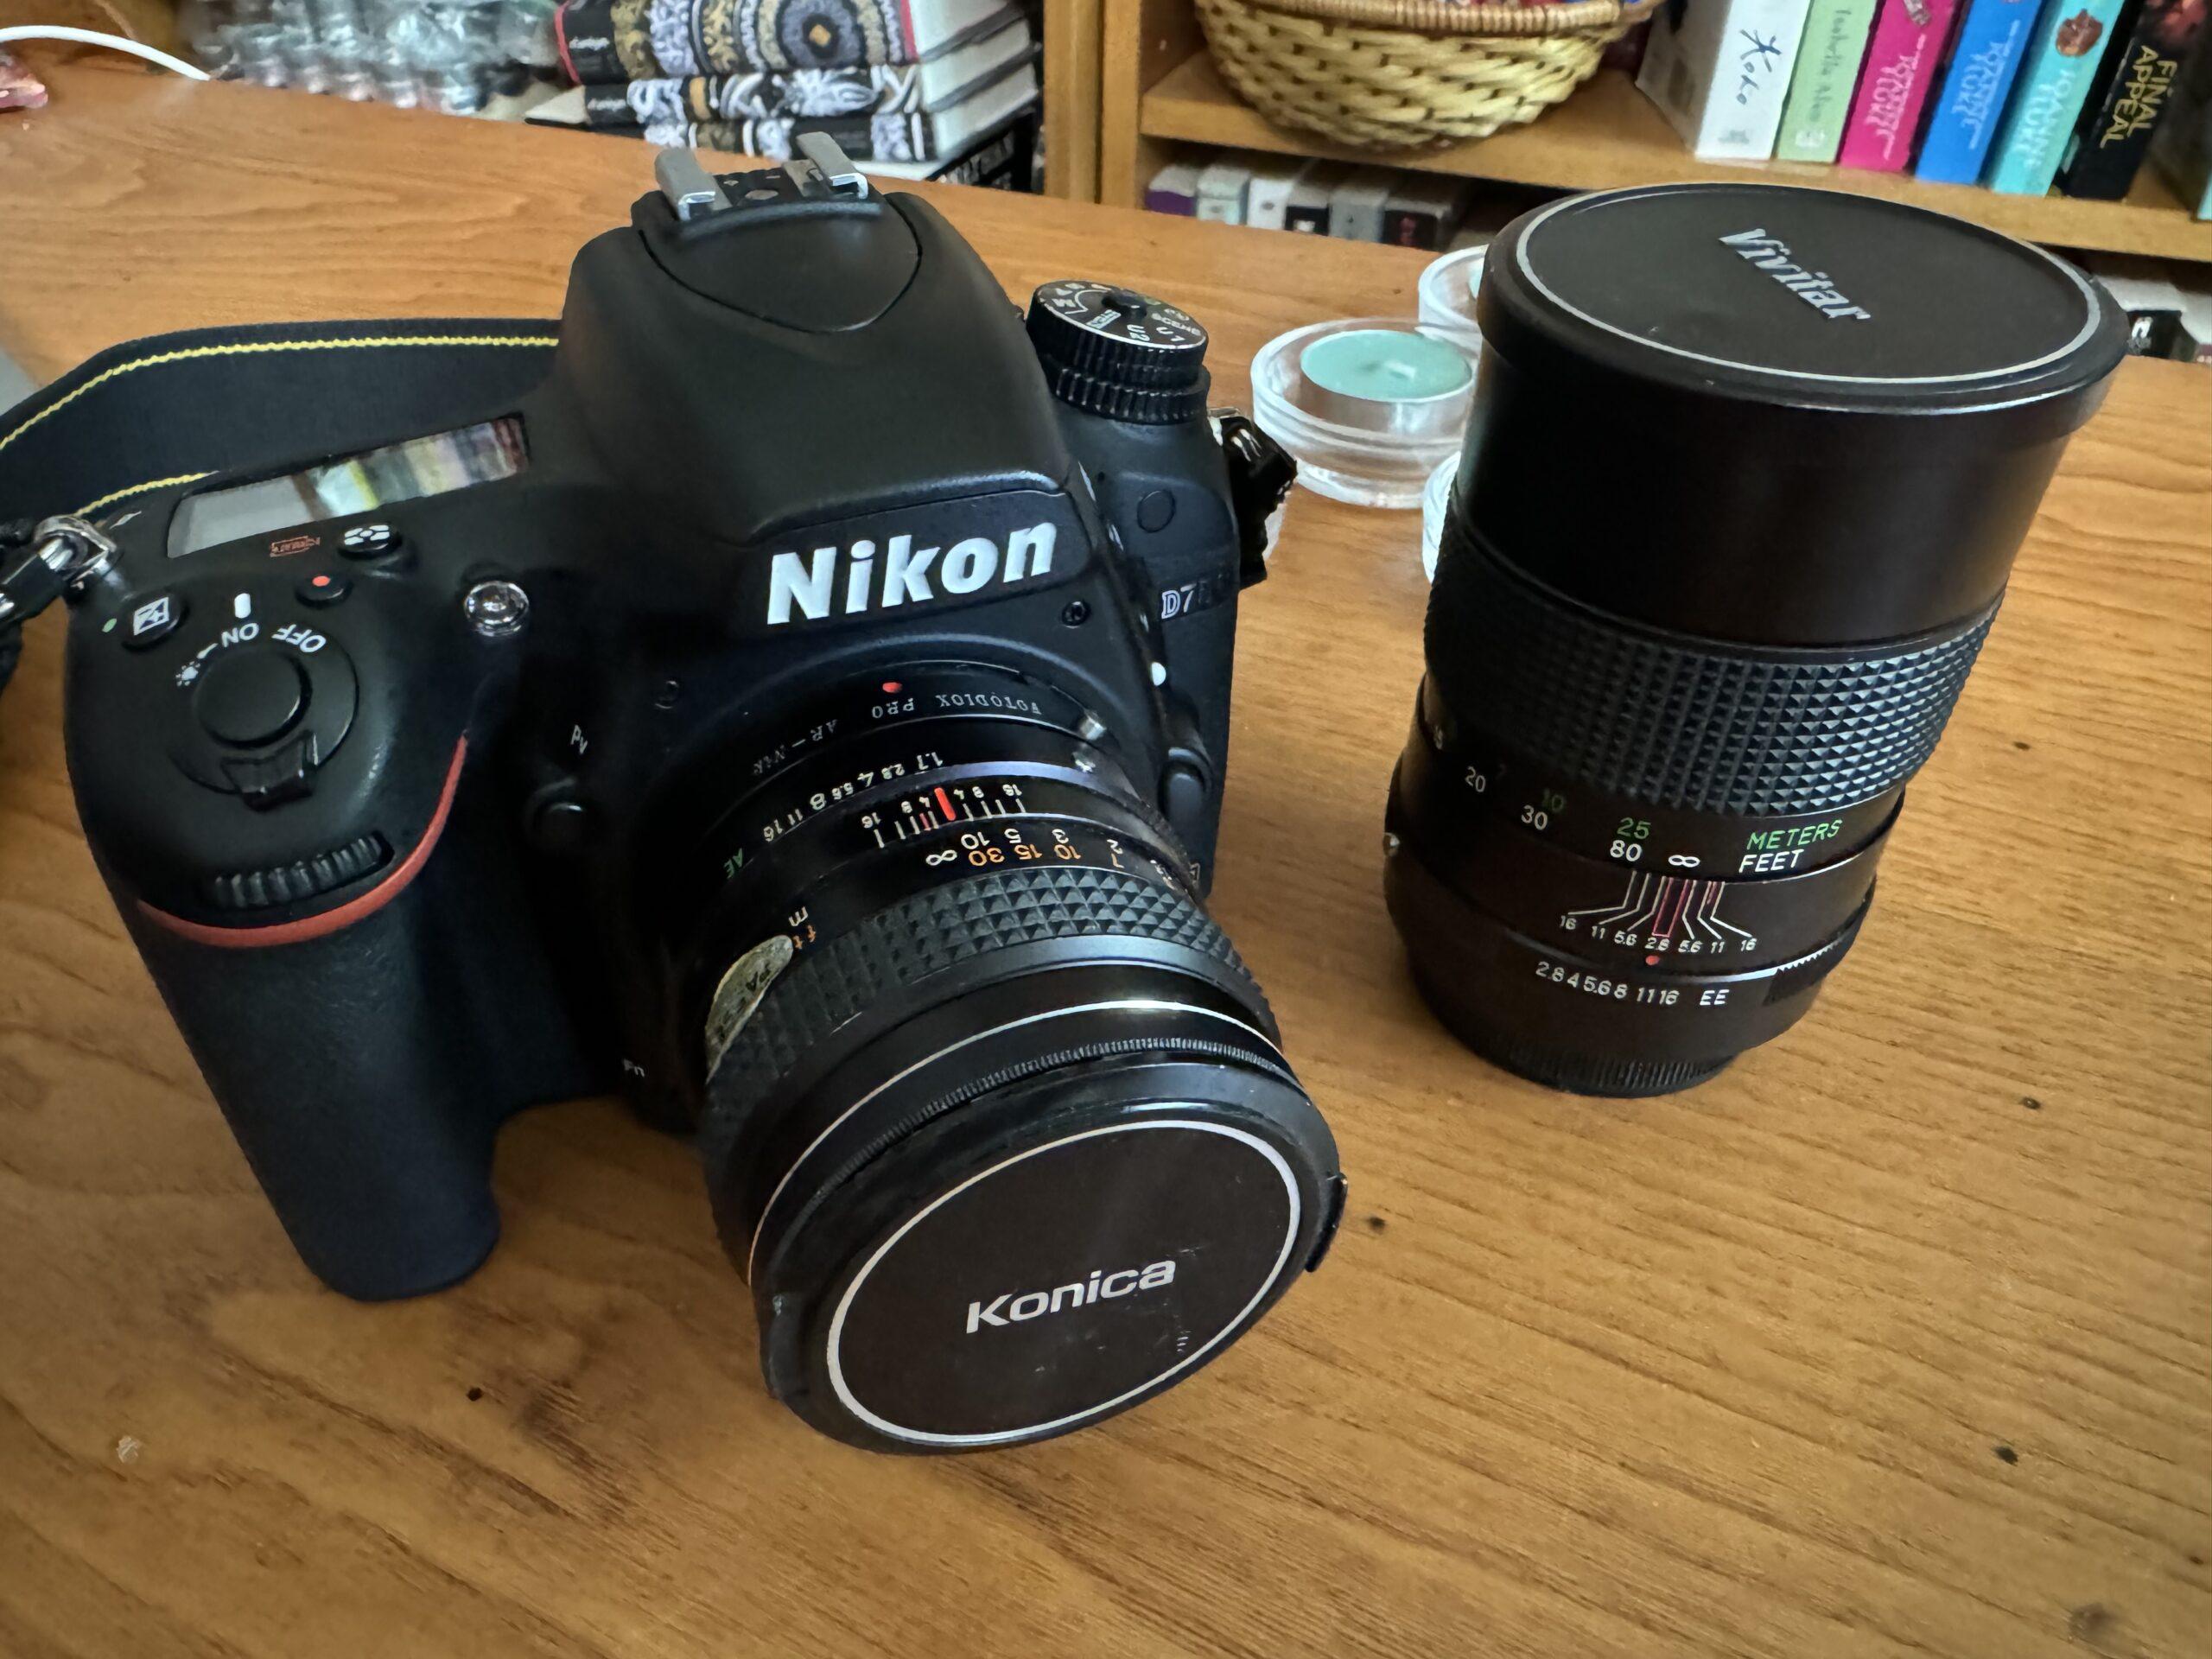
[1482,183,2123,429]
[1457,183,2129,645]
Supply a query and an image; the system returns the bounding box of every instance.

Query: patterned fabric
[635,111,925,159]
[564,0,918,79]
[601,64,924,125]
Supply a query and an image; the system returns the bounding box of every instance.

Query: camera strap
[0,316,558,532]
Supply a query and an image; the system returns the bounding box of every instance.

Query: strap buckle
[0,515,119,628]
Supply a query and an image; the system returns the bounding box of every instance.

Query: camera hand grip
[111,771,595,1300]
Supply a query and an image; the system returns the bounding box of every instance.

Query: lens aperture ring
[700,862,1264,1189]
[1429,524,1998,817]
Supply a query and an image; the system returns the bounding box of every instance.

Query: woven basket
[1196,0,1660,149]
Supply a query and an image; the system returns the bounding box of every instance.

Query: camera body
[61,156,1293,1318]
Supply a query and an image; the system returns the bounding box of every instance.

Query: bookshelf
[1096,0,2212,263]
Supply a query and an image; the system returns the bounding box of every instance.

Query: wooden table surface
[2,63,2208,1659]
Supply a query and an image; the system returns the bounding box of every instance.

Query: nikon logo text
[766,524,1058,626]
[965,1260,1177,1333]
[1719,228,1873,321]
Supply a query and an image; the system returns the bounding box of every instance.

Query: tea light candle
[1294,327,1472,435]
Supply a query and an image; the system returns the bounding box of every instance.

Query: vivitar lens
[1389,183,2127,1097]
[671,664,1344,1450]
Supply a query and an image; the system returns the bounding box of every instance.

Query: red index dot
[881,680,902,694]
[1645,954,1661,965]
[310,574,333,588]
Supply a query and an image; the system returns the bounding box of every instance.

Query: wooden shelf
[1139,52,2212,262]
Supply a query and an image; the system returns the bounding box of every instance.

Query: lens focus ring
[700,861,1262,1178]
[1429,524,1998,817]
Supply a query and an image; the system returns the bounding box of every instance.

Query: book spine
[1382,208,1446,249]
[1986,0,2131,192]
[580,83,638,126]
[1915,0,2039,180]
[2058,0,2208,197]
[1838,0,1965,169]
[2150,26,2212,212]
[1636,0,1818,159]
[1776,0,1881,161]
[1282,201,1331,234]
[556,0,633,82]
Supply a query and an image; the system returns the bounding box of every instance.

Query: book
[2085,252,2190,353]
[1838,0,1964,169]
[1326,168,1395,241]
[1986,0,2131,191]
[1145,161,1200,216]
[1916,0,2041,179]
[1776,0,1881,161]
[1194,157,1252,224]
[1381,175,1471,249]
[2150,28,2212,213]
[564,19,1035,128]
[2177,282,2212,359]
[1637,0,1817,159]
[2058,0,2209,196]
[556,0,1018,82]
[1243,159,1306,231]
[589,59,1037,161]
[1282,161,1348,233]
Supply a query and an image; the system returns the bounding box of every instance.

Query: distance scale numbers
[1419,690,1889,878]
[763,807,1189,967]
[851,778,1193,895]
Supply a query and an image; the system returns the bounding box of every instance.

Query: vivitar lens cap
[753,1059,1341,1452]
[1463,183,2128,645]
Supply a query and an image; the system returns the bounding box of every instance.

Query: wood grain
[1043,0,1104,201]
[1105,7,2212,262]
[2,61,2209,1659]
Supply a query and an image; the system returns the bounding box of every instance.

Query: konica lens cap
[1463,183,2128,645]
[747,1047,1342,1452]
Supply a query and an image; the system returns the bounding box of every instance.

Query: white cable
[0,26,213,80]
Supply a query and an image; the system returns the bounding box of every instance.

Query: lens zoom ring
[701,864,1257,1166]
[1429,531,1998,815]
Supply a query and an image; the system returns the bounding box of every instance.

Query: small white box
[1243,158,1306,231]
[1194,157,1253,224]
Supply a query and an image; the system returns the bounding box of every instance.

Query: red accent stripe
[553,0,579,86]
[141,738,469,950]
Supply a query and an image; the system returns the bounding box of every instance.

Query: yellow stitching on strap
[0,334,557,461]
[78,472,213,518]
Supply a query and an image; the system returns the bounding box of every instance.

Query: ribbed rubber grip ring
[1427,521,1999,817]
[699,863,1260,1179]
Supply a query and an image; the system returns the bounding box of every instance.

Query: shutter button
[194,646,307,747]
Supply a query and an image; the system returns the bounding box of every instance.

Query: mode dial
[1027,280,1210,424]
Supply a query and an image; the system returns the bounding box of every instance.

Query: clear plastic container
[1417,246,1487,363]
[190,0,553,109]
[1250,317,1476,510]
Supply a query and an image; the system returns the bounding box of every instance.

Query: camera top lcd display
[166,416,526,556]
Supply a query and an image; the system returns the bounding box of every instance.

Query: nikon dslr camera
[58,144,1344,1452]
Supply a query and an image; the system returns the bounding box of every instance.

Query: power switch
[194,646,307,747]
